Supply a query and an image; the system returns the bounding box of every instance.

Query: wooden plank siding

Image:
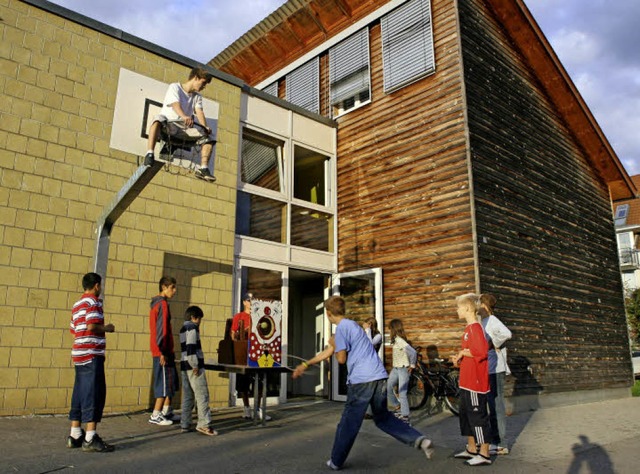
[212,0,634,399]
[460,0,632,393]
[334,1,476,353]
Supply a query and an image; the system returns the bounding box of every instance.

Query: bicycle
[407,347,460,416]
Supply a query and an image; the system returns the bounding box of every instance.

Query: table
[204,363,292,426]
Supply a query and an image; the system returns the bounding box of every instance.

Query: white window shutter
[286,58,320,114]
[381,0,435,92]
[262,82,278,97]
[329,28,370,105]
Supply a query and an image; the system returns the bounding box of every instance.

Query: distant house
[211,0,637,406]
[614,175,640,294]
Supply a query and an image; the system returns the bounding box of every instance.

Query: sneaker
[420,438,435,460]
[454,448,477,459]
[149,413,173,426]
[394,412,410,424]
[81,434,114,453]
[466,454,492,466]
[164,411,181,422]
[326,459,341,471]
[242,406,252,420]
[257,408,272,421]
[196,426,219,436]
[143,152,155,167]
[66,429,85,449]
[489,444,509,455]
[195,167,216,182]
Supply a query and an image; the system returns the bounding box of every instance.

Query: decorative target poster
[248,298,282,367]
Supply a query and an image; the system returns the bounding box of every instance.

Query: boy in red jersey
[452,293,492,466]
[68,272,115,452]
[149,276,180,425]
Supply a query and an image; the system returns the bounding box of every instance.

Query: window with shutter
[381,0,435,93]
[262,82,278,97]
[286,58,320,114]
[329,28,371,117]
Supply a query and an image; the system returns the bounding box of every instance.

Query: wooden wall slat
[462,0,632,394]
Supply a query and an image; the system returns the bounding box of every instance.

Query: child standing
[148,276,180,426]
[363,317,382,352]
[452,293,492,466]
[479,293,512,455]
[387,319,417,424]
[179,306,218,436]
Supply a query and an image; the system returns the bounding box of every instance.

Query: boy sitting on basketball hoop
[145,67,216,182]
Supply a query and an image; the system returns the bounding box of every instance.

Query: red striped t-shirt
[70,293,106,365]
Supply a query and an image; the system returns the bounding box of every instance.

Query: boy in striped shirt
[179,306,217,436]
[67,272,115,452]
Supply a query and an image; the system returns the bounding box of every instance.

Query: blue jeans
[69,357,106,423]
[181,369,212,429]
[331,378,428,468]
[387,367,410,416]
[488,372,506,444]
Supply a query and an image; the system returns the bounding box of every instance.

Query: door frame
[329,268,383,401]
[233,258,289,404]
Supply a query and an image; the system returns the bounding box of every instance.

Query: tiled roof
[615,175,640,226]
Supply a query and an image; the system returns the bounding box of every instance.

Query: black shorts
[458,388,491,445]
[235,373,264,394]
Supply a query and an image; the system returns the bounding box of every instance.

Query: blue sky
[48,0,640,176]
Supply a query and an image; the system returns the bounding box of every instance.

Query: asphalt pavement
[2,395,639,473]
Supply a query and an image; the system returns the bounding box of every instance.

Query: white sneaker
[489,444,509,455]
[326,459,341,470]
[149,413,173,426]
[242,406,252,419]
[257,408,272,421]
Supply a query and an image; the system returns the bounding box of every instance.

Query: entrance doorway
[288,269,328,399]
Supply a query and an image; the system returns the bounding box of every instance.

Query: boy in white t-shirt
[145,67,216,182]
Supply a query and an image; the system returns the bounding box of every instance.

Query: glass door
[329,268,383,401]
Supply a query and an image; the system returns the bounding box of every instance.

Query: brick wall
[0,0,240,415]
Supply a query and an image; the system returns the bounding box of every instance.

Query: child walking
[179,306,218,436]
[387,319,417,424]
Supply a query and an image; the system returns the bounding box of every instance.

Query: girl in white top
[387,319,417,422]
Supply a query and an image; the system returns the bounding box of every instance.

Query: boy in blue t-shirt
[293,296,435,470]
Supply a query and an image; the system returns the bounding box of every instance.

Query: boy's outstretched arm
[292,336,335,379]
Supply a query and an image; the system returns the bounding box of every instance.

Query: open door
[329,268,383,401]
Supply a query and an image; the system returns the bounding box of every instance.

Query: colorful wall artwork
[248,299,282,367]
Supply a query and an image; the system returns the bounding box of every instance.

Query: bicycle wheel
[407,372,428,410]
[443,371,461,416]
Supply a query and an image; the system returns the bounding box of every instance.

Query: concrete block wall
[0,0,240,415]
